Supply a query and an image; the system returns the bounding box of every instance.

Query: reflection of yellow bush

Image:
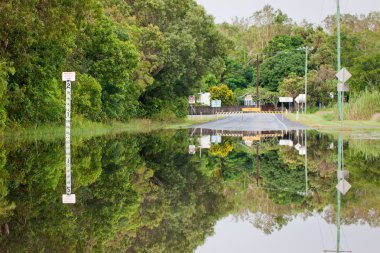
[209,141,234,157]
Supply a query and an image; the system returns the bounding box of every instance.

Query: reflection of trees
[0,140,15,225]
[0,131,232,252]
[0,130,379,251]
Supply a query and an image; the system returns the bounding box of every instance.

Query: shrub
[344,90,380,120]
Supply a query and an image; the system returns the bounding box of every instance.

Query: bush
[344,90,380,120]
[72,74,102,121]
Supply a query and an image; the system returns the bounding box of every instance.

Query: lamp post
[304,46,308,114]
[337,0,342,122]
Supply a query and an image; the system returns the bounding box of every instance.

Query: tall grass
[344,90,380,120]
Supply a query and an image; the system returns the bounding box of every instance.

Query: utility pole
[324,135,353,253]
[337,0,342,122]
[256,141,260,186]
[304,130,308,195]
[256,54,260,108]
[304,46,308,113]
[336,6,343,250]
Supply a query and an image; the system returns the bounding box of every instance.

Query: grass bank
[286,111,380,135]
[344,90,380,120]
[2,116,215,142]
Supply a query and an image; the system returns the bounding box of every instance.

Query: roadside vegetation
[0,2,379,132]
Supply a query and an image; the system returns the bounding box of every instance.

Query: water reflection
[0,129,378,252]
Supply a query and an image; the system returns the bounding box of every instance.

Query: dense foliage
[0,0,227,128]
[210,6,380,108]
[1,2,379,126]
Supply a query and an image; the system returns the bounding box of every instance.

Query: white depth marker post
[62,72,76,204]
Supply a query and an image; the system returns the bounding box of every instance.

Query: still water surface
[0,129,379,252]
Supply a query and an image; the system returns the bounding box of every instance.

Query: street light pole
[304,46,308,114]
[337,0,342,122]
[256,54,260,108]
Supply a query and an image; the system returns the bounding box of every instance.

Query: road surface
[192,113,308,131]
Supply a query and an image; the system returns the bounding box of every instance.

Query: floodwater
[0,129,379,252]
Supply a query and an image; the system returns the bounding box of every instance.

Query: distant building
[244,95,254,106]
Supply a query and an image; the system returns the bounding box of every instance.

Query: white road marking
[272,114,288,131]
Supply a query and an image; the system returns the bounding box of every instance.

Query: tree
[260,50,305,91]
[350,52,380,92]
[264,35,304,55]
[209,84,235,105]
[220,58,253,90]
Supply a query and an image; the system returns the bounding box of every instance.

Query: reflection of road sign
[211,100,221,108]
[337,170,349,180]
[244,140,253,147]
[189,145,196,154]
[62,194,76,204]
[62,72,76,81]
[244,95,253,101]
[279,140,294,146]
[188,95,195,104]
[299,147,306,155]
[336,68,352,83]
[200,135,211,148]
[243,136,261,141]
[211,135,222,144]
[336,179,352,195]
[337,82,349,92]
[279,97,293,103]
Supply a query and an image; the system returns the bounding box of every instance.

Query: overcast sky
[195,0,380,25]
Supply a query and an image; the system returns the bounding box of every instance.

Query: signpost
[62,72,76,204]
[279,97,293,119]
[211,100,221,115]
[188,95,195,104]
[336,67,352,122]
[211,100,221,108]
[188,95,196,115]
[295,94,306,119]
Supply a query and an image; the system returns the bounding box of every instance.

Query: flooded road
[0,129,379,252]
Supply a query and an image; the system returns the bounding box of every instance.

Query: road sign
[200,92,211,106]
[211,100,221,108]
[295,94,306,103]
[62,72,76,81]
[294,143,302,150]
[189,145,196,154]
[336,68,352,83]
[336,179,352,195]
[188,95,195,104]
[62,194,76,204]
[337,82,349,92]
[279,97,293,103]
